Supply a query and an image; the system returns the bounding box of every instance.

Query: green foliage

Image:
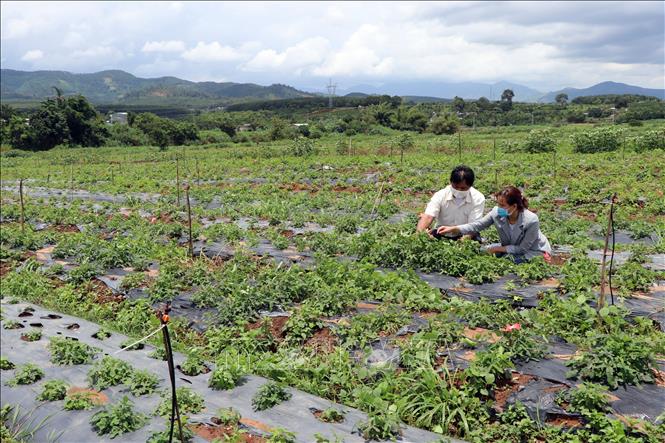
[557,383,610,414]
[20,329,42,342]
[37,380,68,401]
[631,128,665,152]
[180,349,208,376]
[63,391,96,410]
[48,337,98,365]
[566,332,656,389]
[466,346,514,396]
[288,137,316,156]
[6,363,44,386]
[571,126,623,153]
[319,408,345,423]
[155,387,204,417]
[522,129,557,153]
[208,359,245,391]
[215,407,241,426]
[90,396,148,439]
[357,406,401,441]
[613,262,656,295]
[126,369,160,396]
[266,428,297,443]
[87,356,134,390]
[0,357,15,370]
[428,114,460,135]
[146,421,195,443]
[252,382,292,411]
[3,320,22,330]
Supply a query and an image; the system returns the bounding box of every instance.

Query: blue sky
[1,1,663,92]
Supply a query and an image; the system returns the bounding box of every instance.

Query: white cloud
[71,46,124,60]
[2,18,31,39]
[142,40,186,53]
[243,37,329,74]
[181,41,243,62]
[21,49,43,61]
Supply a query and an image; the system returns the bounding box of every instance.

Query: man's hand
[436,226,460,236]
[483,245,506,254]
[416,213,435,233]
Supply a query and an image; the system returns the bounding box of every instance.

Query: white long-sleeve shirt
[424,185,485,227]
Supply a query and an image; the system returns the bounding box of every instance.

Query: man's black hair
[450,165,475,186]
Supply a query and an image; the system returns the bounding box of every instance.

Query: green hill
[0,69,313,106]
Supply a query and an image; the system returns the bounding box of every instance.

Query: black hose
[163,323,184,443]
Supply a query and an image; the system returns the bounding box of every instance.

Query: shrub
[571,126,623,153]
[87,356,134,390]
[6,363,44,386]
[48,337,98,365]
[252,382,292,411]
[155,387,204,417]
[566,332,656,389]
[63,391,96,410]
[428,114,460,135]
[522,129,556,153]
[127,369,160,396]
[91,396,148,438]
[0,357,15,370]
[37,380,68,401]
[632,129,665,152]
[288,137,316,157]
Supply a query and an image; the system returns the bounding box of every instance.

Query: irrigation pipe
[113,324,165,354]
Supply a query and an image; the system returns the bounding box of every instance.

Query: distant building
[236,123,253,132]
[106,112,128,125]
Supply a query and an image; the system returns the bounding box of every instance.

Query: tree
[555,93,568,107]
[452,96,465,113]
[500,89,515,111]
[428,114,460,135]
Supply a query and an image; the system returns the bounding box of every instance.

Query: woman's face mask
[497,207,510,218]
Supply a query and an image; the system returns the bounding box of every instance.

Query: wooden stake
[19,179,25,233]
[184,183,194,257]
[195,158,200,184]
[458,130,462,163]
[598,193,618,311]
[175,157,181,207]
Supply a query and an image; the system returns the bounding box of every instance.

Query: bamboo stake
[175,157,181,207]
[458,130,462,163]
[598,193,618,311]
[184,183,194,257]
[19,179,25,233]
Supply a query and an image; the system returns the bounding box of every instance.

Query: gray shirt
[458,207,552,260]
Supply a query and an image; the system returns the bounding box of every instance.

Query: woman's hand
[436,226,460,236]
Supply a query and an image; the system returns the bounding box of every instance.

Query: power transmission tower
[326,79,337,108]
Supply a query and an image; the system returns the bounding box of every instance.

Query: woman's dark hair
[496,186,529,211]
[450,165,475,186]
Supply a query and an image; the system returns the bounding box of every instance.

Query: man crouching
[416,165,484,241]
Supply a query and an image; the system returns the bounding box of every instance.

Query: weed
[91,396,148,438]
[252,382,292,411]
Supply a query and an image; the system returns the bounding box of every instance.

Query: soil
[305,327,338,354]
[88,278,125,305]
[312,408,344,423]
[66,387,109,406]
[280,229,295,238]
[462,327,500,343]
[332,185,362,193]
[0,261,13,277]
[246,316,289,341]
[190,423,266,443]
[51,224,80,233]
[356,302,380,310]
[493,373,536,412]
[546,414,584,428]
[279,183,317,194]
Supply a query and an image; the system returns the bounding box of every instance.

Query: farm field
[1,122,664,442]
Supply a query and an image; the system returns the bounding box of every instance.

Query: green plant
[119,338,144,351]
[613,262,656,295]
[566,332,656,389]
[215,407,241,426]
[571,126,623,153]
[63,391,95,410]
[209,361,244,391]
[20,329,42,342]
[48,336,98,365]
[357,406,401,441]
[1,403,61,443]
[267,427,297,443]
[92,328,112,340]
[149,347,167,360]
[319,408,345,423]
[127,369,160,396]
[3,320,22,329]
[523,129,556,153]
[252,382,292,411]
[87,356,134,390]
[6,363,44,386]
[155,387,204,417]
[466,346,514,396]
[180,349,208,376]
[0,357,15,370]
[557,383,610,414]
[90,396,148,438]
[37,380,68,401]
[146,421,194,443]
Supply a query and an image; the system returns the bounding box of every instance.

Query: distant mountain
[540,81,665,102]
[0,69,314,105]
[329,80,544,102]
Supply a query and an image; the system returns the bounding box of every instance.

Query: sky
[1,1,664,92]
